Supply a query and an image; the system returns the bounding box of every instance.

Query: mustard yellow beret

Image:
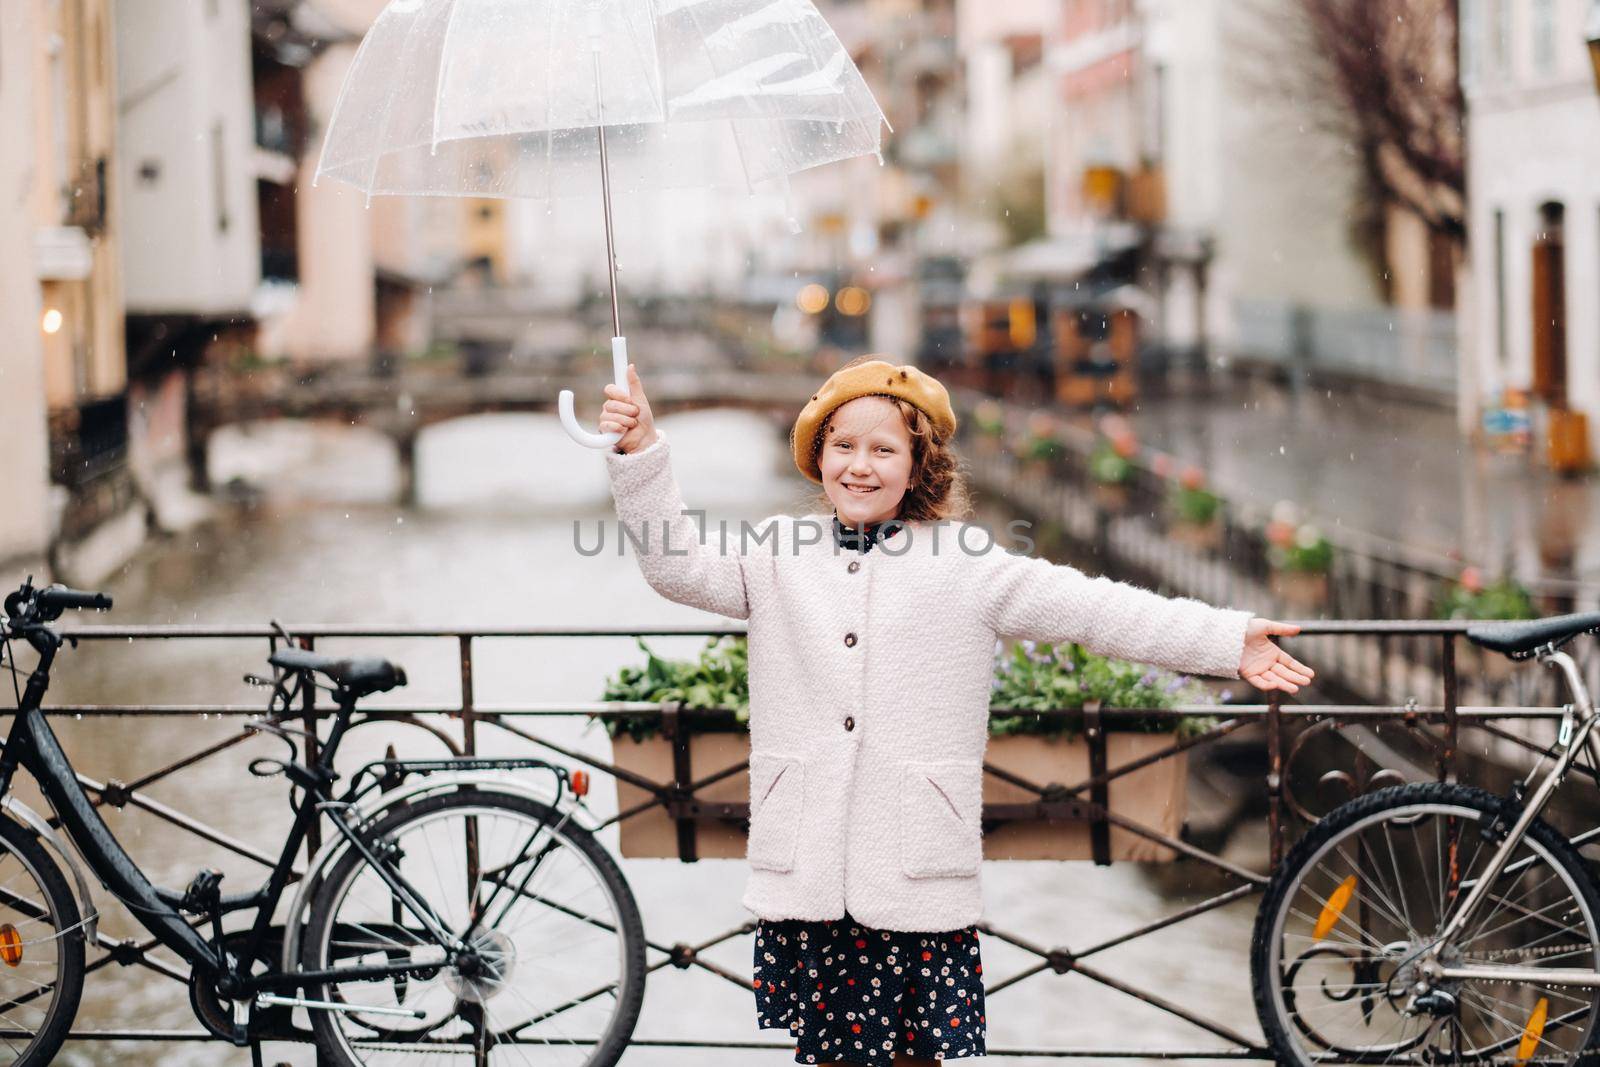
[790,358,957,483]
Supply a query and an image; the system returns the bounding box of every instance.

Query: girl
[599,355,1313,1066]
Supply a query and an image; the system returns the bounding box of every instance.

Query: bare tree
[1241,0,1466,242]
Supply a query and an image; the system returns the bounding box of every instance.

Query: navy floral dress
[751,516,987,1064]
[753,911,986,1064]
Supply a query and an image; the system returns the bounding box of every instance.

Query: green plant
[1088,439,1132,485]
[1435,575,1536,621]
[1171,485,1219,525]
[598,636,749,742]
[1268,526,1332,574]
[973,400,1005,438]
[987,639,1220,741]
[599,634,1221,744]
[1023,434,1065,463]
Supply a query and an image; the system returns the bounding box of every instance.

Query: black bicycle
[0,579,645,1066]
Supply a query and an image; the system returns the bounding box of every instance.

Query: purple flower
[991,677,1003,692]
[1164,676,1187,694]
[1139,670,1158,687]
[1220,688,1234,703]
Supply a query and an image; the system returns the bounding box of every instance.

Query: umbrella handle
[559,336,629,449]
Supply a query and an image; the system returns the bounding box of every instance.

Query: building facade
[1460,0,1600,465]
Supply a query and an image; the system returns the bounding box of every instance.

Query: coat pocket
[747,753,805,872]
[899,759,984,878]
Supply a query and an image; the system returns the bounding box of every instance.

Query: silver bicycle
[1252,612,1600,1065]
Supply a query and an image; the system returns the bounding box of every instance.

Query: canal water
[13,409,1268,1066]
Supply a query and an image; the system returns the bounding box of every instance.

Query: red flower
[752,977,761,988]
[856,938,867,948]
[921,950,932,961]
[906,1032,915,1043]
[852,1024,862,1034]
[847,978,856,985]
[974,963,982,974]
[950,1017,960,1027]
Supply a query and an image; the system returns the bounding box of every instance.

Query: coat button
[844,716,855,731]
[847,560,860,573]
[843,632,857,647]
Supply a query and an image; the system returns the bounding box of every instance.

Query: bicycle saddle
[1465,610,1600,659]
[268,648,407,695]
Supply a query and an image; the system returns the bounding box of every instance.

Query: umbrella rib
[676,0,757,195]
[431,0,467,159]
[362,1,436,194]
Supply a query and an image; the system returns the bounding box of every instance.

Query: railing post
[1084,700,1110,866]
[301,635,321,857]
[1440,634,1458,784]
[1266,689,1283,868]
[459,635,476,758]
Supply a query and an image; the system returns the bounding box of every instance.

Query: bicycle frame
[0,622,470,1000]
[1421,648,1600,989]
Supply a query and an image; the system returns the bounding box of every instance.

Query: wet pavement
[1095,375,1600,592]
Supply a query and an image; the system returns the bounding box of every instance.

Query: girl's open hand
[1239,618,1315,694]
[600,363,657,454]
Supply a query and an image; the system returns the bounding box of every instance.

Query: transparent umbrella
[314,0,889,448]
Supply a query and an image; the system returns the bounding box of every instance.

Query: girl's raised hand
[1239,618,1316,694]
[599,363,657,454]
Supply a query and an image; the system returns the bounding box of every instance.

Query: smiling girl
[599,355,1313,1066]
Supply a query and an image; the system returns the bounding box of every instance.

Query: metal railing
[2,617,1594,1061]
[1231,298,1458,397]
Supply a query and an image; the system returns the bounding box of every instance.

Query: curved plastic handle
[559,336,628,449]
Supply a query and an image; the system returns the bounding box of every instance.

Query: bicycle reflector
[571,770,590,797]
[0,924,21,967]
[1516,996,1548,1065]
[1313,875,1357,940]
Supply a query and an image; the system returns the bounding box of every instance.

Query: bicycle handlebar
[37,587,113,612]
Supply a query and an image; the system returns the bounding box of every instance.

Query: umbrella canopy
[314,0,888,199]
[314,0,889,450]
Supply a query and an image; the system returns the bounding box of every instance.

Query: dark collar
[832,513,902,554]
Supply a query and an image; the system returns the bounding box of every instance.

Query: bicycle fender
[1,797,100,942]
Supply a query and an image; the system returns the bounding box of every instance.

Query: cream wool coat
[606,427,1255,932]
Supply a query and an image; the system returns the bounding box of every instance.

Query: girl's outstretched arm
[605,426,761,620]
[970,538,1252,678]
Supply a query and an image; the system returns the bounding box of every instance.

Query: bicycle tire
[1252,781,1600,1065]
[0,814,86,1066]
[302,788,646,1067]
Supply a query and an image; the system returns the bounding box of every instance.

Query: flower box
[1270,568,1328,611]
[981,730,1187,862]
[609,727,1188,862]
[611,728,751,860]
[1168,518,1222,552]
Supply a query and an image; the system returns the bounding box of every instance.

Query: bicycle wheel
[0,814,85,1066]
[1253,782,1600,1065]
[303,789,646,1066]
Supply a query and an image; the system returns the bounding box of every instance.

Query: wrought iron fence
[1,617,1594,1061]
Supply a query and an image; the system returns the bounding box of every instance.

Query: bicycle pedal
[181,868,224,914]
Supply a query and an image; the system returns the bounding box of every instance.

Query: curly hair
[800,360,973,523]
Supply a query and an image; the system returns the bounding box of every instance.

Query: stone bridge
[188,339,819,503]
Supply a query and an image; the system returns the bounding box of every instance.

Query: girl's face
[818,395,915,527]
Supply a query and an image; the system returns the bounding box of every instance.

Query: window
[1489,0,1511,76]
[1493,208,1507,366]
[1531,0,1555,73]
[1460,0,1480,85]
[211,121,229,234]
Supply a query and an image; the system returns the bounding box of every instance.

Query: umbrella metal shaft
[593,51,622,340]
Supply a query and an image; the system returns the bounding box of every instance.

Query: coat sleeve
[605,427,761,621]
[969,534,1253,679]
